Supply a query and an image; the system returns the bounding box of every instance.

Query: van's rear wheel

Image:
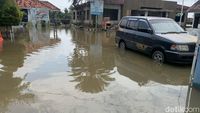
[152,51,165,63]
[119,41,126,50]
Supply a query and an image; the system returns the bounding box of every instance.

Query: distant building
[175,4,189,24]
[71,0,184,26]
[123,0,177,19]
[16,0,60,23]
[188,0,200,28]
[71,0,124,25]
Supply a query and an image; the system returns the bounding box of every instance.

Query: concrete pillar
[85,10,87,21]
[166,12,169,18]
[118,8,121,21]
[145,11,148,16]
[98,15,103,25]
[183,12,188,29]
[193,14,199,28]
[89,12,92,25]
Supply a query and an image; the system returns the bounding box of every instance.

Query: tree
[0,0,23,26]
[70,0,85,6]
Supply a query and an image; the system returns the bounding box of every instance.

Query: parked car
[115,16,198,63]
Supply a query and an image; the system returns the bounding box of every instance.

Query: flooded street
[0,28,200,113]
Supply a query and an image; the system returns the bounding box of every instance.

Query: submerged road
[0,28,199,113]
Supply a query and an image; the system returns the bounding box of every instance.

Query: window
[127,20,138,30]
[138,20,151,33]
[138,20,149,30]
[149,19,184,34]
[73,12,75,20]
[120,19,128,28]
[103,9,118,21]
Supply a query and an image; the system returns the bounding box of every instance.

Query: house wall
[101,4,121,24]
[72,0,178,26]
[162,1,177,19]
[72,3,122,25]
[122,0,177,19]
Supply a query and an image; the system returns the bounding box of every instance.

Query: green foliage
[49,8,71,21]
[0,0,23,26]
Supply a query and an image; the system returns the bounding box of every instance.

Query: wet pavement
[0,28,200,113]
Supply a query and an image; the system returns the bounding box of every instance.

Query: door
[125,19,138,49]
[116,18,128,44]
[135,19,154,53]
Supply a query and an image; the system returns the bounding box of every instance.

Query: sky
[45,0,199,12]
[43,0,72,11]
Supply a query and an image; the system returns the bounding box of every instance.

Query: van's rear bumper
[165,50,194,63]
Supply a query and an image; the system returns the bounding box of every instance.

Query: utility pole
[179,0,184,26]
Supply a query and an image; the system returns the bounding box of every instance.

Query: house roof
[176,4,189,11]
[16,0,60,11]
[16,0,44,8]
[187,0,200,12]
[40,1,60,11]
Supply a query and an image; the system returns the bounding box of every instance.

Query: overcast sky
[45,0,199,11]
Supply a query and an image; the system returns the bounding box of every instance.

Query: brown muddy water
[0,28,200,113]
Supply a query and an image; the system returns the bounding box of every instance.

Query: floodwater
[0,27,200,113]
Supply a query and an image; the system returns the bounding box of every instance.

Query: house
[16,0,60,23]
[71,0,185,26]
[71,0,124,26]
[188,0,200,28]
[122,0,177,19]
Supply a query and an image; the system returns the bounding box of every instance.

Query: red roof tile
[16,0,44,8]
[16,0,60,11]
[40,1,60,11]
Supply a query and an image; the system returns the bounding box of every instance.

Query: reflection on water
[0,28,199,113]
[115,50,190,86]
[0,42,33,113]
[0,27,60,113]
[69,29,190,92]
[69,30,115,93]
[25,26,60,53]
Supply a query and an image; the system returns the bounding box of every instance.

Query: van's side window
[120,19,128,28]
[138,20,149,29]
[127,20,138,30]
[138,20,150,33]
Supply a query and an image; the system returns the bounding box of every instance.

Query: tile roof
[16,0,60,11]
[176,4,189,11]
[40,1,60,11]
[187,0,200,12]
[16,0,44,8]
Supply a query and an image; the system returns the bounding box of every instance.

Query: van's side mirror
[147,29,153,34]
